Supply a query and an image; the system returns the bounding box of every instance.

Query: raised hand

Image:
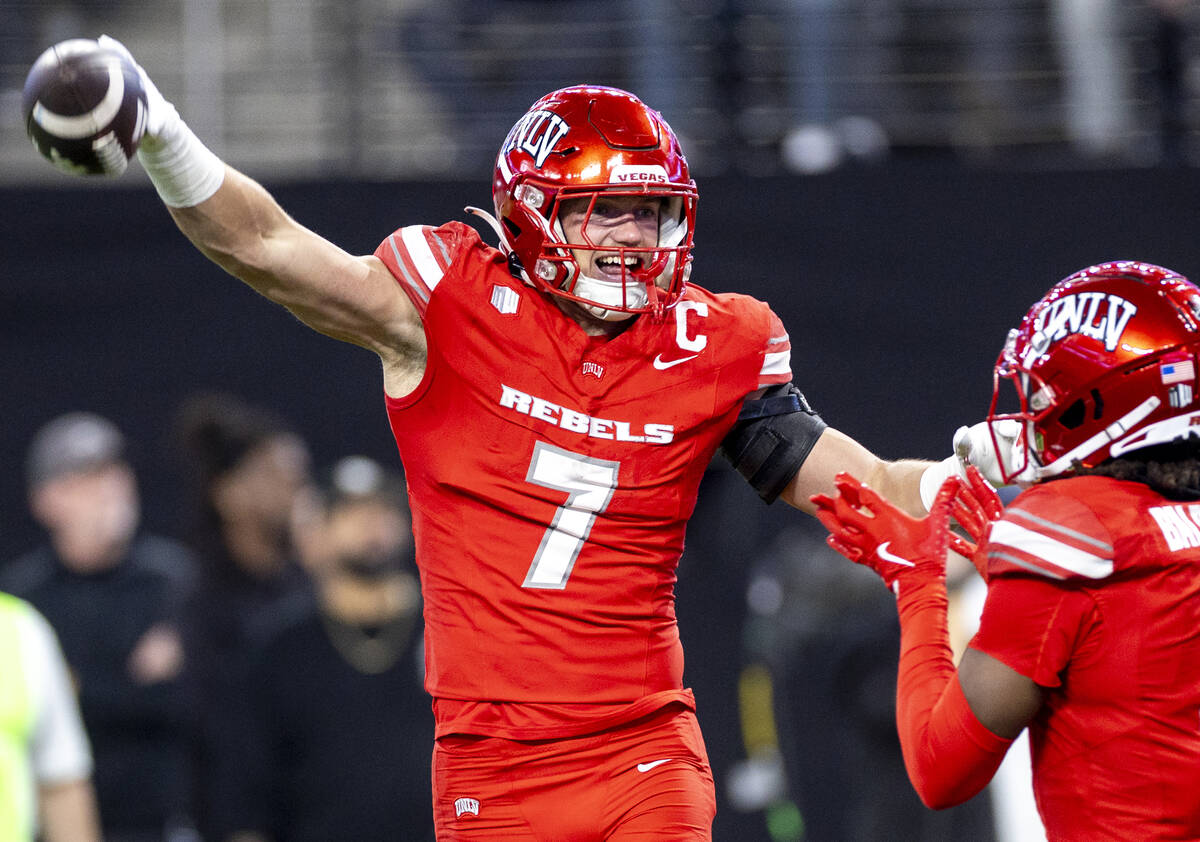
[948,465,1004,580]
[812,473,960,594]
[95,35,181,144]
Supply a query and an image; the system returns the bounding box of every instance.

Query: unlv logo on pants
[454,797,480,817]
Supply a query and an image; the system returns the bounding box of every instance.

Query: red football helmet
[988,261,1200,484]
[483,85,697,320]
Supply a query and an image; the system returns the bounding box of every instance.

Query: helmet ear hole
[1057,399,1087,430]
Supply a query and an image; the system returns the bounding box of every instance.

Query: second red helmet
[989,261,1200,483]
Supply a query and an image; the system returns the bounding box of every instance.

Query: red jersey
[374,221,791,739]
[972,475,1200,841]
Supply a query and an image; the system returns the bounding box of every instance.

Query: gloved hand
[96,35,182,147]
[97,34,224,208]
[947,465,1004,581]
[952,418,1026,487]
[920,419,1025,510]
[812,473,960,595]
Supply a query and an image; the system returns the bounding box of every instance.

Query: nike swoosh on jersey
[876,542,916,567]
[636,759,673,773]
[653,354,699,370]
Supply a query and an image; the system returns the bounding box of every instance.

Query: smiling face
[552,193,670,329]
[557,194,663,278]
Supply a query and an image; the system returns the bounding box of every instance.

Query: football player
[814,262,1200,840]
[44,36,1007,840]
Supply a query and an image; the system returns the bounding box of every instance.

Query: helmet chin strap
[465,205,536,285]
[1036,396,1162,479]
[464,206,511,251]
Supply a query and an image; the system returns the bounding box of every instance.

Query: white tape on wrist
[919,455,962,512]
[137,121,225,208]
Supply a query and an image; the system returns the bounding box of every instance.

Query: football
[22,38,148,177]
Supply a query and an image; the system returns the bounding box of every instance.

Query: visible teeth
[597,256,639,268]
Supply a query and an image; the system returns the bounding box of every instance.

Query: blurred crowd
[1,0,1198,181]
[0,396,433,842]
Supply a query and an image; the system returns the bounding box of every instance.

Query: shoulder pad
[985,484,1114,583]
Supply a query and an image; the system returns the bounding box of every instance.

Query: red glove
[811,473,961,594]
[948,465,1005,581]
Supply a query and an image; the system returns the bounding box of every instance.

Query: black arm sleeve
[718,383,827,504]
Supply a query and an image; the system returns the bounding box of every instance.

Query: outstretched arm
[719,386,1014,517]
[165,171,421,359]
[776,427,931,516]
[100,37,423,368]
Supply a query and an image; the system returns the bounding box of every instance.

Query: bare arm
[167,168,423,362]
[775,427,931,516]
[63,39,427,388]
[958,647,1045,739]
[37,779,102,842]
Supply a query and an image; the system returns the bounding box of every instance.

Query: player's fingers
[813,505,861,541]
[810,493,836,512]
[830,489,876,533]
[924,476,960,527]
[833,472,876,513]
[948,533,977,559]
[826,533,863,563]
[830,472,860,503]
[965,465,1004,519]
[952,493,985,538]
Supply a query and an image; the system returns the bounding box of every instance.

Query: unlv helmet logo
[989,261,1200,483]
[1027,292,1138,361]
[502,109,569,169]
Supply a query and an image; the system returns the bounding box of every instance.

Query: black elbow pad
[719,383,827,504]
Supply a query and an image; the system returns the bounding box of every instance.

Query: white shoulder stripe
[400,225,446,290]
[989,519,1114,579]
[986,550,1066,580]
[761,348,791,376]
[386,237,429,308]
[1006,507,1113,552]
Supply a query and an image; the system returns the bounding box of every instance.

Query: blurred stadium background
[4,2,1200,840]
[3,0,1199,181]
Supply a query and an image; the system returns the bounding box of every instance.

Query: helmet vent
[1092,389,1105,420]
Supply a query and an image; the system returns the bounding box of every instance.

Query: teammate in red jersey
[813,261,1200,841]
[34,36,1006,840]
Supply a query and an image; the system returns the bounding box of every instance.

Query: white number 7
[523,442,620,589]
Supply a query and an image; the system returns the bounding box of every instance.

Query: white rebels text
[499,384,674,444]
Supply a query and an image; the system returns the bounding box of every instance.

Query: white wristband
[919,455,962,511]
[137,121,225,208]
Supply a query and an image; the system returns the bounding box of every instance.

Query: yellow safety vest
[0,593,37,842]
